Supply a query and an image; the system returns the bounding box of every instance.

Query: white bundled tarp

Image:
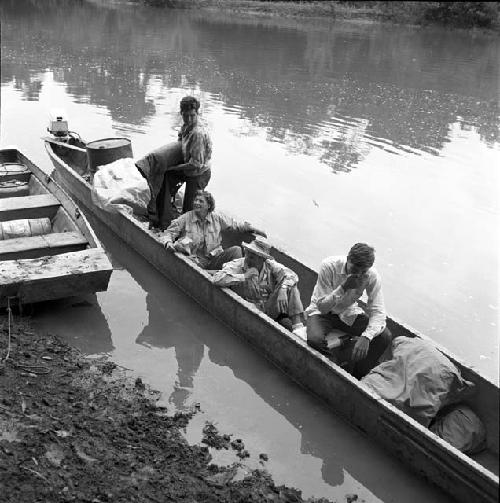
[91,157,150,216]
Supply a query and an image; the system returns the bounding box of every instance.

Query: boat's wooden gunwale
[44,141,499,503]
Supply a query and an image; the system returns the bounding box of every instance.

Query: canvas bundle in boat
[0,218,52,240]
[430,404,487,454]
[91,157,150,217]
[361,337,476,426]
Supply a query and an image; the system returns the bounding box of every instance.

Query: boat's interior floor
[0,161,89,260]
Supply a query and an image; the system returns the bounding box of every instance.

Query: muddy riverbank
[0,314,368,503]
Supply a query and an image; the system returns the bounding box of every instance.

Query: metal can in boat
[86,137,133,175]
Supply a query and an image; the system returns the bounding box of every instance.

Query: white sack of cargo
[0,218,51,240]
[91,157,150,217]
[361,336,475,426]
[430,404,487,454]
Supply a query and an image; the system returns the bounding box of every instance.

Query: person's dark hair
[348,243,375,268]
[180,96,200,114]
[195,190,215,212]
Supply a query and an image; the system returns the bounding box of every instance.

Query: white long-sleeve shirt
[306,256,387,340]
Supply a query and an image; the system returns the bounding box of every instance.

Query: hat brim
[242,242,271,259]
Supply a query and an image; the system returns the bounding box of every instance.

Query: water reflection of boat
[31,294,114,355]
[44,136,498,503]
[0,148,112,306]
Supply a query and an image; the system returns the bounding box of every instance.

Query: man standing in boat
[135,96,212,230]
[306,243,392,379]
[212,237,305,334]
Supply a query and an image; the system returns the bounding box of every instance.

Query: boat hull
[44,139,498,503]
[0,148,112,306]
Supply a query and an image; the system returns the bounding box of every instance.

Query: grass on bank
[141,0,500,29]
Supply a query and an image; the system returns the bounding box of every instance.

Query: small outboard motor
[47,109,69,137]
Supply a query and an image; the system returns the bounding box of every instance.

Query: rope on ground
[12,362,51,375]
[1,297,50,374]
[0,297,14,363]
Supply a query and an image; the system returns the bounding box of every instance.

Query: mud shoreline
[0,314,367,502]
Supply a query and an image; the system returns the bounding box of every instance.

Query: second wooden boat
[0,148,112,307]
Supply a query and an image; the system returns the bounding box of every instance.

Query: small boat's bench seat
[0,180,30,199]
[0,232,88,260]
[0,162,31,183]
[0,194,60,222]
[0,248,112,304]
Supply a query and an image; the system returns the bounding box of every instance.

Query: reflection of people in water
[135,293,204,411]
[203,331,408,498]
[203,332,347,488]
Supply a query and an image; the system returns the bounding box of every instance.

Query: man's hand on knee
[352,335,370,361]
[352,336,370,361]
[277,287,288,313]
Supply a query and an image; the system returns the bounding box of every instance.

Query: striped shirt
[212,257,298,309]
[178,122,212,177]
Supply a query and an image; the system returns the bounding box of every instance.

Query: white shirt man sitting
[306,242,392,379]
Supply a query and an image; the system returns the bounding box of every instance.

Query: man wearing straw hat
[212,237,305,334]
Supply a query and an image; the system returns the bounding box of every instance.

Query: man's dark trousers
[307,313,392,379]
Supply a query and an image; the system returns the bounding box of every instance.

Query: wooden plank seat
[0,231,88,260]
[0,180,30,199]
[0,248,111,305]
[0,194,60,222]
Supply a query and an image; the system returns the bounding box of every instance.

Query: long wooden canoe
[44,137,498,503]
[0,148,112,307]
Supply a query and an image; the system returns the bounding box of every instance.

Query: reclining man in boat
[163,190,266,270]
[135,96,212,230]
[212,237,305,334]
[306,243,392,379]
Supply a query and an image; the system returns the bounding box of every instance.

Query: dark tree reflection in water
[1,0,498,165]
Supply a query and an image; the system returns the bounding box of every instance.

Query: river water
[1,1,498,500]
